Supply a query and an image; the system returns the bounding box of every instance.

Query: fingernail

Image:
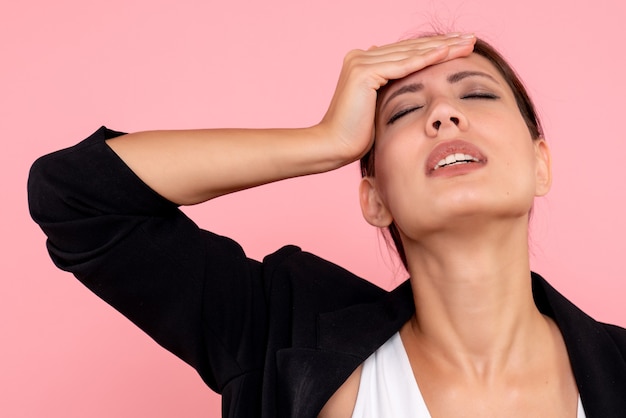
[445,32,462,37]
[459,33,475,39]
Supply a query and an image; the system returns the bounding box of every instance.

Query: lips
[425,140,487,175]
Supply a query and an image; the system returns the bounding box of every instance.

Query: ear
[359,177,393,227]
[533,138,552,197]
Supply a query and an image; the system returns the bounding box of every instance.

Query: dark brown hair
[359,37,544,269]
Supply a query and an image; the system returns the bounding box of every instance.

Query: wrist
[308,124,365,171]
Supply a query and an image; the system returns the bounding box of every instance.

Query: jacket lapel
[533,273,626,416]
[276,281,414,418]
[278,274,626,417]
[316,280,414,357]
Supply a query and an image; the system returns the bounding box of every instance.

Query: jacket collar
[280,274,626,417]
[531,273,626,416]
[275,281,414,418]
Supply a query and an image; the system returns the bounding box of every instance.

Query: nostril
[433,120,442,130]
[450,117,460,125]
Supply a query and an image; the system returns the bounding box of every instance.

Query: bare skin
[107,35,474,205]
[319,317,576,418]
[321,39,578,418]
[106,33,579,417]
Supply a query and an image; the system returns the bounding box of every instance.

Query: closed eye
[461,92,499,100]
[387,106,423,125]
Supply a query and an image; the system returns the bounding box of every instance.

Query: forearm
[106,125,353,205]
[106,34,476,206]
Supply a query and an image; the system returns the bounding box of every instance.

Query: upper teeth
[434,153,479,170]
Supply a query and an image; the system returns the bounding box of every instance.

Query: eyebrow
[381,83,424,111]
[446,70,498,84]
[381,70,499,111]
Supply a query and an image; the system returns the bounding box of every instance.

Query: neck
[402,217,549,378]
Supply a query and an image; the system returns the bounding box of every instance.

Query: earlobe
[534,139,552,196]
[359,177,393,227]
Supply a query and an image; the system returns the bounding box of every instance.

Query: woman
[28,33,626,417]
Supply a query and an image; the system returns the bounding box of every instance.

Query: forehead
[378,53,505,103]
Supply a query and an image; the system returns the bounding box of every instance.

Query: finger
[382,35,475,54]
[362,42,476,86]
[363,33,474,56]
[374,32,466,50]
[354,38,475,67]
[443,39,477,59]
[369,47,454,83]
[351,39,474,71]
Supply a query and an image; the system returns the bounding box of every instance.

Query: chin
[425,200,532,229]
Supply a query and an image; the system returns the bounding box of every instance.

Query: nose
[432,117,460,130]
[425,100,468,136]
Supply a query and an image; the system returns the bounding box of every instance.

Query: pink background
[3,0,626,416]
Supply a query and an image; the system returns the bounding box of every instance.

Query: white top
[352,332,586,418]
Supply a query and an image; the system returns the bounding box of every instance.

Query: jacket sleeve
[27,127,268,393]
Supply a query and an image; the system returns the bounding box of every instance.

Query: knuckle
[344,49,365,63]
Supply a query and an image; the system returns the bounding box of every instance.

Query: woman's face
[359,53,551,242]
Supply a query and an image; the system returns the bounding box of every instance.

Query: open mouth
[426,140,487,175]
[433,153,480,170]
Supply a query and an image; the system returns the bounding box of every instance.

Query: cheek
[483,110,534,162]
[493,132,539,201]
[373,133,424,202]
[372,139,432,233]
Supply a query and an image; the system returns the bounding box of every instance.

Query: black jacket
[28,127,626,417]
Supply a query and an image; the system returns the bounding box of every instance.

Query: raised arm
[106,34,476,205]
[28,33,476,402]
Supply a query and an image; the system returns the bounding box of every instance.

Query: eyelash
[387,106,423,125]
[386,93,500,125]
[461,92,499,100]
